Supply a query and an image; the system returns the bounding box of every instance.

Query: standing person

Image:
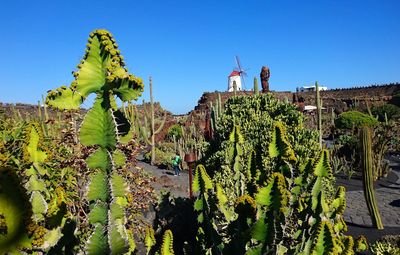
[172,152,182,176]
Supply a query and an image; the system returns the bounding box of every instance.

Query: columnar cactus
[315,81,323,148]
[253,77,259,95]
[141,77,167,165]
[360,126,384,229]
[46,29,144,253]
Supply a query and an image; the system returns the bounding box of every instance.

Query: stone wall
[191,83,400,115]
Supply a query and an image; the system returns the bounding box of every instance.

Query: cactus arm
[154,111,167,135]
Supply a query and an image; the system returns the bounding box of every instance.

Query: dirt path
[136,155,190,199]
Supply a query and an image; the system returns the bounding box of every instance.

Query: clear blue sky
[1,0,399,114]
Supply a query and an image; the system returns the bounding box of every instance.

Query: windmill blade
[235,56,243,72]
[241,75,246,90]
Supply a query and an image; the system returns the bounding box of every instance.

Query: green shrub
[166,124,183,141]
[144,146,175,169]
[335,111,378,129]
[372,104,400,121]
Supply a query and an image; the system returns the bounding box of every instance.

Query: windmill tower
[227,56,247,92]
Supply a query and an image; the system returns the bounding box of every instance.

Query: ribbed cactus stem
[253,77,259,95]
[331,108,335,127]
[233,81,237,97]
[360,126,384,229]
[150,76,156,165]
[315,81,322,148]
[214,99,219,120]
[218,93,222,116]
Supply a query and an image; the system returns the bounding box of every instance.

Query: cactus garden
[2,3,400,254]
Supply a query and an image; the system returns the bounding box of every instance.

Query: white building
[298,85,328,92]
[227,71,242,92]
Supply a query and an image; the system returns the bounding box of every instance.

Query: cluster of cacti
[46,29,144,253]
[205,94,322,202]
[209,92,223,140]
[190,120,359,254]
[360,126,384,229]
[174,121,208,162]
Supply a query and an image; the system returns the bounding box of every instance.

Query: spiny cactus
[360,126,384,229]
[23,124,49,222]
[145,225,156,255]
[269,121,296,162]
[159,229,175,255]
[192,164,223,253]
[250,172,290,253]
[46,29,143,253]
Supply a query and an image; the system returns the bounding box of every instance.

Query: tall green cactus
[360,126,384,229]
[250,172,290,253]
[253,77,259,95]
[23,124,49,222]
[141,77,167,165]
[46,29,144,253]
[192,165,223,253]
[315,81,322,148]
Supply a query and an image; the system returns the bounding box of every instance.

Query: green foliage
[335,111,378,130]
[144,146,175,169]
[370,241,400,255]
[371,103,400,121]
[355,235,369,252]
[167,124,183,141]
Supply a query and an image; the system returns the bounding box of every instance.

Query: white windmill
[227,56,247,92]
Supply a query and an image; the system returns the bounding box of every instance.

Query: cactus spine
[315,81,322,148]
[360,126,384,229]
[253,77,259,95]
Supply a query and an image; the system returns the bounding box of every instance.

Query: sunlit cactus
[360,126,384,229]
[46,29,143,253]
